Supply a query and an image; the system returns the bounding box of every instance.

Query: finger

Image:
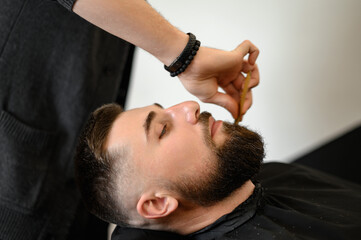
[240,64,260,89]
[223,83,240,102]
[232,72,246,89]
[248,69,260,89]
[241,91,253,115]
[232,72,257,102]
[247,77,259,89]
[202,92,239,119]
[242,61,258,73]
[235,40,260,65]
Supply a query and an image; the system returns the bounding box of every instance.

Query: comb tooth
[234,72,251,125]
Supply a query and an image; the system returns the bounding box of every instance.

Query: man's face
[106,101,264,206]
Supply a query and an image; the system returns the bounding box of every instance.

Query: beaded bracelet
[164,33,201,77]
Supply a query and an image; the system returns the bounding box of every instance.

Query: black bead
[164,33,200,76]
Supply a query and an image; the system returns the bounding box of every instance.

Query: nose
[166,101,200,124]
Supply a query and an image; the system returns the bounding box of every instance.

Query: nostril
[195,109,200,120]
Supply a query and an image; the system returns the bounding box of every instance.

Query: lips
[210,117,223,138]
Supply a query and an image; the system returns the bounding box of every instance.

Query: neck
[167,180,255,235]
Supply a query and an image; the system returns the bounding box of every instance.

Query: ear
[136,192,178,219]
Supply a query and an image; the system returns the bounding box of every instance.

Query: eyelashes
[159,124,167,139]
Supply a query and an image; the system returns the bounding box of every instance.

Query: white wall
[126,0,361,162]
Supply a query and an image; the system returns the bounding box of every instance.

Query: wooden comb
[234,71,251,124]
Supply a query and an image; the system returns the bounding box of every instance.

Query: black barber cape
[112,162,361,240]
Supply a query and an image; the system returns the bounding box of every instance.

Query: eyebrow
[153,103,163,109]
[143,103,164,138]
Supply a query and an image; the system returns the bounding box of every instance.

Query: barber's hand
[178,40,260,119]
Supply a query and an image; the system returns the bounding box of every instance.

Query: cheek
[157,132,212,179]
[167,130,207,156]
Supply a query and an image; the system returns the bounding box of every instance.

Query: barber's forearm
[73,0,188,65]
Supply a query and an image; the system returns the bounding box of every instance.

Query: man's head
[74,101,264,228]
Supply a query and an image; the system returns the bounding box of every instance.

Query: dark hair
[74,103,129,225]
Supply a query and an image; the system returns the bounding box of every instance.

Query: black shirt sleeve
[56,0,76,11]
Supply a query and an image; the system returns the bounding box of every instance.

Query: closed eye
[159,124,167,139]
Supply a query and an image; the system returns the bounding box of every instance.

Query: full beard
[174,112,265,206]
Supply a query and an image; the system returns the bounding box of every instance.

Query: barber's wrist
[164,33,201,77]
[157,31,189,66]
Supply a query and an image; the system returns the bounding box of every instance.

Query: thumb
[202,92,238,119]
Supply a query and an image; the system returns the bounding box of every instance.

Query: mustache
[198,111,215,149]
[198,111,212,126]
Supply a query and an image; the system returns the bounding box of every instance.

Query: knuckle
[242,40,251,45]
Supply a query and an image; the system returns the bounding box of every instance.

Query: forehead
[105,104,161,150]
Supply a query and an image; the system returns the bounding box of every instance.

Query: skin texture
[105,102,218,188]
[104,101,262,233]
[73,0,260,118]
